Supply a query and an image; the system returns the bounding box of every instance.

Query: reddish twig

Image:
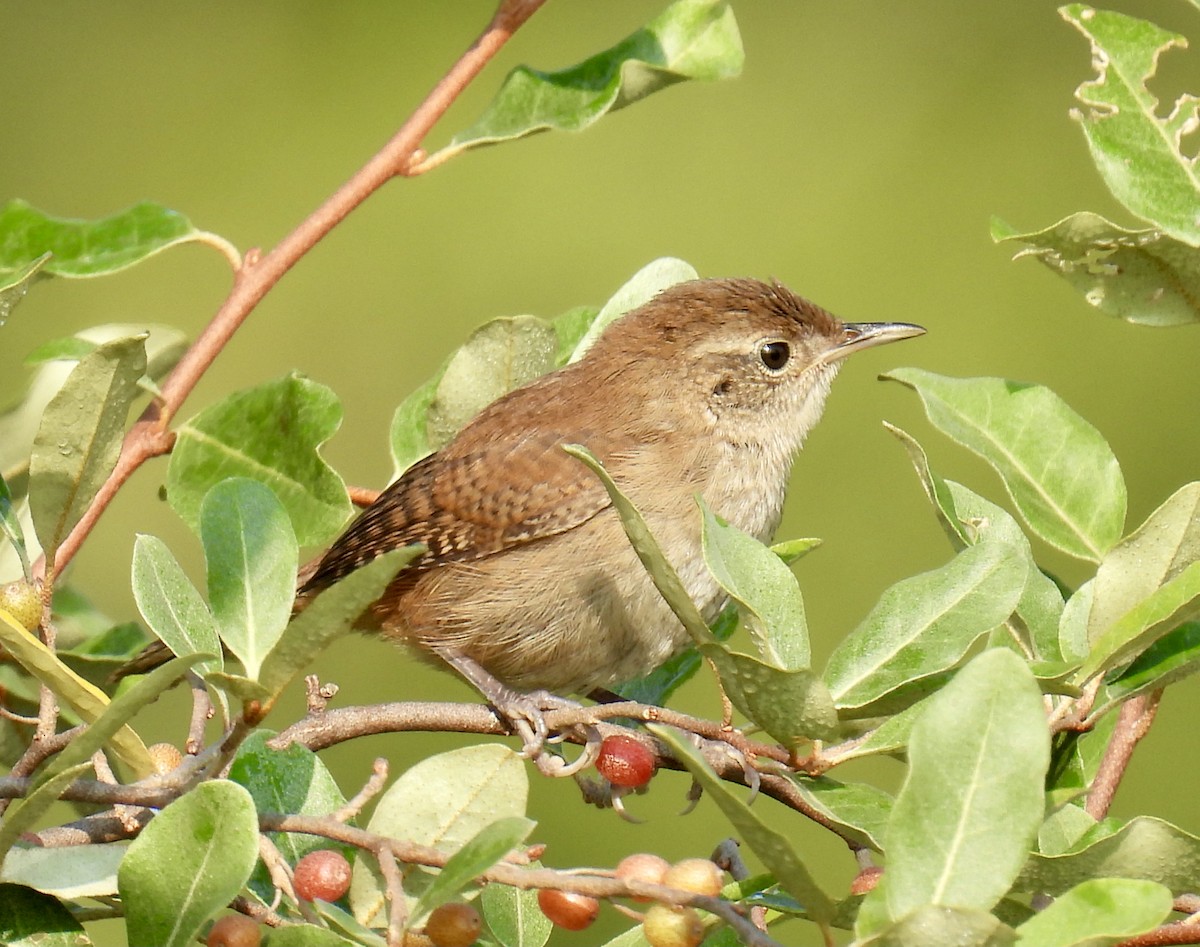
[42,0,549,581]
[1085,691,1163,821]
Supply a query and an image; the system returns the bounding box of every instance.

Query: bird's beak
[818,321,926,366]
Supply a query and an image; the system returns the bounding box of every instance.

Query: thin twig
[377,843,407,947]
[333,758,389,822]
[42,0,550,581]
[1085,691,1163,821]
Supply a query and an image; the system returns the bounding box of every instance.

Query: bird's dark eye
[759,341,790,371]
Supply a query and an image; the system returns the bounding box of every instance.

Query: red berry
[425,902,482,947]
[537,888,599,931]
[615,852,669,901]
[596,734,656,788]
[643,903,704,947]
[206,914,261,947]
[662,858,723,898]
[293,849,352,902]
[850,865,883,895]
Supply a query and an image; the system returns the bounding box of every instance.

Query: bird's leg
[433,647,584,762]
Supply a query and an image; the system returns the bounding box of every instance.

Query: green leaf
[412,816,536,925]
[1060,7,1200,246]
[613,606,737,705]
[265,926,358,947]
[702,645,838,743]
[0,471,28,578]
[652,725,835,922]
[828,698,928,764]
[0,199,222,277]
[1013,877,1171,947]
[0,253,51,326]
[991,213,1200,326]
[1101,621,1200,708]
[0,653,207,865]
[201,478,298,681]
[428,315,559,448]
[0,883,91,947]
[0,606,160,777]
[450,0,742,151]
[168,374,351,546]
[131,534,221,678]
[1,323,186,491]
[350,744,528,927]
[28,335,147,567]
[257,546,422,697]
[888,423,1064,661]
[770,536,822,565]
[1089,482,1200,643]
[388,316,558,477]
[787,776,893,851]
[825,542,1028,716]
[1038,804,1098,857]
[568,257,700,361]
[701,499,810,669]
[874,650,1049,926]
[551,305,600,363]
[23,337,98,366]
[228,729,350,904]
[861,905,1016,947]
[1018,816,1200,895]
[884,370,1126,561]
[481,878,553,947]
[1,842,127,899]
[562,445,713,646]
[119,780,259,947]
[1078,560,1200,682]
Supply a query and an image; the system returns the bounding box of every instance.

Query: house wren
[297,278,924,697]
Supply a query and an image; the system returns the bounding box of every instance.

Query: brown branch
[1115,921,1200,947]
[43,0,549,580]
[1085,690,1163,821]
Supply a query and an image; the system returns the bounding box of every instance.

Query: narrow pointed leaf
[257,546,422,697]
[652,725,835,922]
[119,780,259,947]
[881,649,1049,921]
[201,478,297,681]
[451,0,742,150]
[825,541,1027,716]
[131,534,221,677]
[0,607,159,776]
[1089,482,1200,641]
[0,653,206,864]
[884,370,1125,561]
[29,335,146,566]
[992,213,1200,326]
[1014,877,1171,947]
[412,816,536,924]
[168,374,351,545]
[563,444,713,645]
[701,499,810,669]
[1060,7,1200,246]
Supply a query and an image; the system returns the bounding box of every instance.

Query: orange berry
[206,914,260,947]
[293,849,352,902]
[425,902,482,947]
[537,888,599,930]
[662,858,722,898]
[643,903,704,947]
[615,852,669,901]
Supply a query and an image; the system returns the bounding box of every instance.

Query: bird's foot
[436,649,600,775]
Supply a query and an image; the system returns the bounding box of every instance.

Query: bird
[293,278,924,703]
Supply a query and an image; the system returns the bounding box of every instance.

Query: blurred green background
[3,2,1199,944]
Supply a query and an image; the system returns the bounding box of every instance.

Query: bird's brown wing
[297,427,614,599]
